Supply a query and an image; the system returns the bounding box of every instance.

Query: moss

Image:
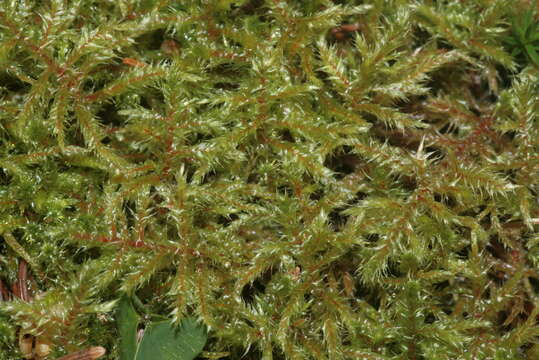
[0,0,538,359]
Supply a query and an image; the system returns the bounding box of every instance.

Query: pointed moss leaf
[117,295,140,360]
[525,44,539,66]
[135,318,207,360]
[523,10,534,34]
[216,0,246,10]
[503,36,517,46]
[511,47,522,56]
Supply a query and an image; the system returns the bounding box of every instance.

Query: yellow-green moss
[0,0,538,359]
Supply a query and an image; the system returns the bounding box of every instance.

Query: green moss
[0,0,538,359]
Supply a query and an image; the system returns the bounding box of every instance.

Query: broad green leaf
[117,295,140,360]
[135,318,207,360]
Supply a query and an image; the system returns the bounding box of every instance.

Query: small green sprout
[504,6,539,67]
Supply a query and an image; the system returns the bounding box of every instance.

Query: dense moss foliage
[1,0,538,359]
